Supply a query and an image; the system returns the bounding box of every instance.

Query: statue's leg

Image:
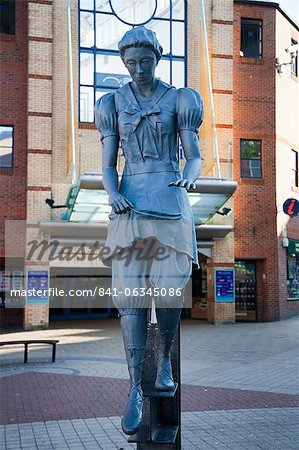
[119,310,148,435]
[111,243,151,435]
[155,307,181,391]
[150,243,192,391]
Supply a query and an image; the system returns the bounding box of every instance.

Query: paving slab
[1,317,299,449]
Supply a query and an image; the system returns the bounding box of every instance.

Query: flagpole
[67,0,76,185]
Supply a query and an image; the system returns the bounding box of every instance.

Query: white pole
[200,0,221,178]
[67,0,76,185]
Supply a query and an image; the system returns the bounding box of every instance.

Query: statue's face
[123,47,157,86]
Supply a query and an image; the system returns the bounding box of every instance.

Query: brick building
[0,0,297,329]
[233,0,299,321]
[0,0,28,326]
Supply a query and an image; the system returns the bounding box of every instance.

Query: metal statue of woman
[95,26,203,436]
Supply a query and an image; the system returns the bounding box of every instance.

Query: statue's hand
[168,179,197,190]
[109,192,132,214]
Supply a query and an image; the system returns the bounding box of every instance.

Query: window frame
[79,0,187,123]
[240,139,262,179]
[291,38,298,77]
[0,125,14,169]
[0,0,15,35]
[240,18,262,59]
[291,149,298,187]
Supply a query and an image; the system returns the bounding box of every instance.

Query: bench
[0,340,59,363]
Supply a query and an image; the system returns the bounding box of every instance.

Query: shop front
[287,239,299,300]
[35,174,236,328]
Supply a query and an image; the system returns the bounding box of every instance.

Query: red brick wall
[233,3,280,320]
[0,0,28,258]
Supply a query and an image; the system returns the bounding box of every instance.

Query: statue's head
[118,26,163,62]
[118,26,163,85]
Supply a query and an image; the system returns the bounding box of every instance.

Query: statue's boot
[120,314,147,435]
[155,308,181,391]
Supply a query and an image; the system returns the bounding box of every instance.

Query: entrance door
[49,269,115,320]
[191,255,208,320]
[235,260,257,321]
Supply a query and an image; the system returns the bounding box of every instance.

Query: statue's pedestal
[128,323,181,449]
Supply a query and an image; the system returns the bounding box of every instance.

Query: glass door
[50,270,114,320]
[191,255,208,319]
[235,260,257,321]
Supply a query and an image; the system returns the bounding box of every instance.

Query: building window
[0,125,13,168]
[240,139,262,178]
[79,0,186,122]
[291,149,298,187]
[291,38,298,77]
[241,18,262,58]
[0,0,15,35]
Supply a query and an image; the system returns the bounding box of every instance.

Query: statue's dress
[95,80,203,270]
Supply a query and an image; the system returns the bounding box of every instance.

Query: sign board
[283,198,299,217]
[26,269,49,305]
[214,268,235,302]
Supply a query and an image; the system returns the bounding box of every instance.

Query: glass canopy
[65,174,237,225]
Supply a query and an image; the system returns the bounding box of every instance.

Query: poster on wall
[0,270,10,292]
[13,271,23,291]
[214,268,235,302]
[26,269,49,305]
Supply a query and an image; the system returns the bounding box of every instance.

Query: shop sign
[283,198,299,217]
[214,268,235,302]
[26,269,49,305]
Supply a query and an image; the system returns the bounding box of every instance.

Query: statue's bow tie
[124,104,161,132]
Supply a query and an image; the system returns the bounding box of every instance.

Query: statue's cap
[118,26,163,59]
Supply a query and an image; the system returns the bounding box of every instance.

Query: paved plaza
[0,316,298,449]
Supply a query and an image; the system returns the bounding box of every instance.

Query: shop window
[241,18,262,58]
[240,139,262,178]
[0,0,15,35]
[291,38,298,77]
[0,125,13,168]
[79,0,186,122]
[287,239,299,300]
[291,149,298,187]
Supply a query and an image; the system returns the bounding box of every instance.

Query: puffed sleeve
[94,93,118,141]
[176,87,204,133]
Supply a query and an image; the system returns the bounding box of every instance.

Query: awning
[64,173,237,226]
